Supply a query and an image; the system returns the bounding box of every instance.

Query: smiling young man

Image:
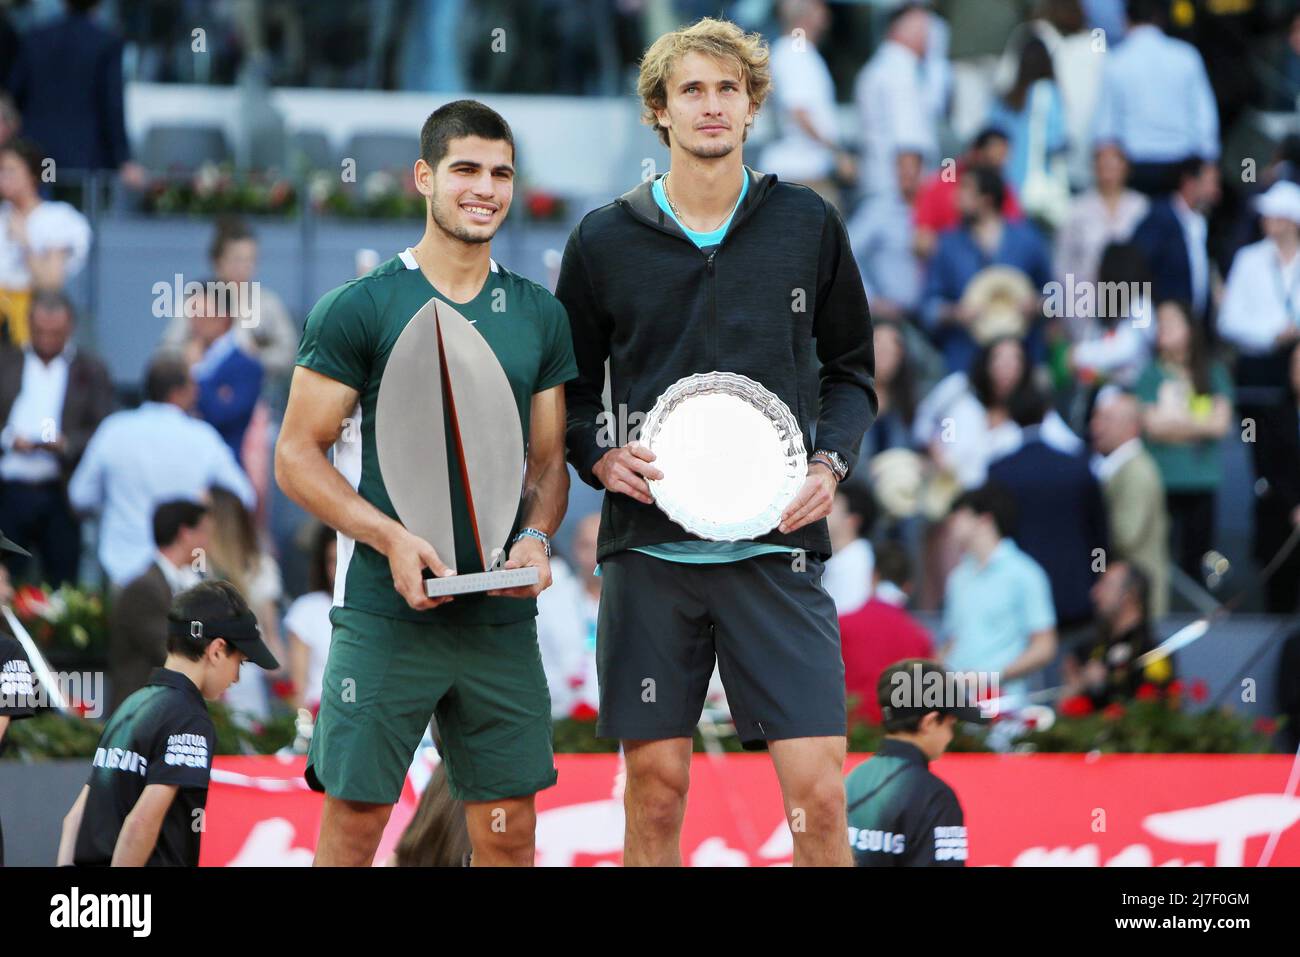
[557,18,876,865]
[275,100,576,866]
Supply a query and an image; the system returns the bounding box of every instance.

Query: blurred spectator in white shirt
[1218,180,1300,362]
[0,291,114,586]
[68,353,255,587]
[915,336,1081,492]
[854,3,936,202]
[536,512,600,719]
[284,522,336,714]
[0,139,91,346]
[823,483,876,616]
[1054,145,1149,291]
[759,0,850,208]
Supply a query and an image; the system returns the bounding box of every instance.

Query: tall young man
[275,101,576,866]
[557,18,876,866]
[58,581,279,866]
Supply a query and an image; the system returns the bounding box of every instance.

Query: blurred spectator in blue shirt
[1090,0,1218,195]
[941,482,1057,705]
[923,166,1052,374]
[183,288,264,465]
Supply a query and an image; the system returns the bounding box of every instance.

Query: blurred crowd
[0,0,1298,743]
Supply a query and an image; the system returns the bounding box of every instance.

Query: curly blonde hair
[637,17,772,148]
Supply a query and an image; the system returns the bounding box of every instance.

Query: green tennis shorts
[305,606,558,804]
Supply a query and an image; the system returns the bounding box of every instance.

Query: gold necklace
[663,171,741,234]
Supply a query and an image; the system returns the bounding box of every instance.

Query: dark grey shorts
[596,549,846,748]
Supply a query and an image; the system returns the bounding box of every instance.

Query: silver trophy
[375,298,538,597]
[641,371,807,541]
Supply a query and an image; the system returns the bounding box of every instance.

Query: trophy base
[424,566,540,597]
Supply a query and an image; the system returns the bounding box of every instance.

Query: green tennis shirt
[295,248,578,625]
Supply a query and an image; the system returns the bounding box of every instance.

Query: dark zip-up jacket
[557,168,877,561]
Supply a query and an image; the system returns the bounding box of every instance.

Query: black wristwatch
[810,449,848,483]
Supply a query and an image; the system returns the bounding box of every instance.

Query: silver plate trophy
[641,371,807,541]
[375,297,539,597]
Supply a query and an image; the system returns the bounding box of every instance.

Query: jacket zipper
[618,172,766,369]
[706,249,717,367]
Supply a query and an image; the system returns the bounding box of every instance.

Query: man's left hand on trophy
[486,534,552,599]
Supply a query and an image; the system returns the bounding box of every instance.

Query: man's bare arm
[1003,629,1058,681]
[57,784,89,865]
[488,385,569,599]
[274,365,452,611]
[111,783,178,867]
[519,385,570,536]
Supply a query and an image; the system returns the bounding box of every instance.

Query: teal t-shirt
[626,170,792,566]
[1134,360,1233,493]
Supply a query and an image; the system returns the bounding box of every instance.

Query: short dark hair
[1095,241,1154,327]
[951,482,1018,539]
[1125,0,1164,26]
[1275,133,1300,169]
[1,137,44,183]
[153,499,207,548]
[1041,0,1085,35]
[209,215,255,264]
[837,481,878,531]
[144,352,191,403]
[873,540,913,589]
[971,126,1009,153]
[883,709,957,735]
[883,711,925,734]
[419,100,515,171]
[1096,241,1152,292]
[166,580,252,660]
[28,289,75,323]
[967,164,1006,211]
[878,660,958,733]
[1174,155,1209,190]
[1008,381,1051,428]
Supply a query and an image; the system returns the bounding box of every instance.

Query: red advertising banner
[199,752,1300,867]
